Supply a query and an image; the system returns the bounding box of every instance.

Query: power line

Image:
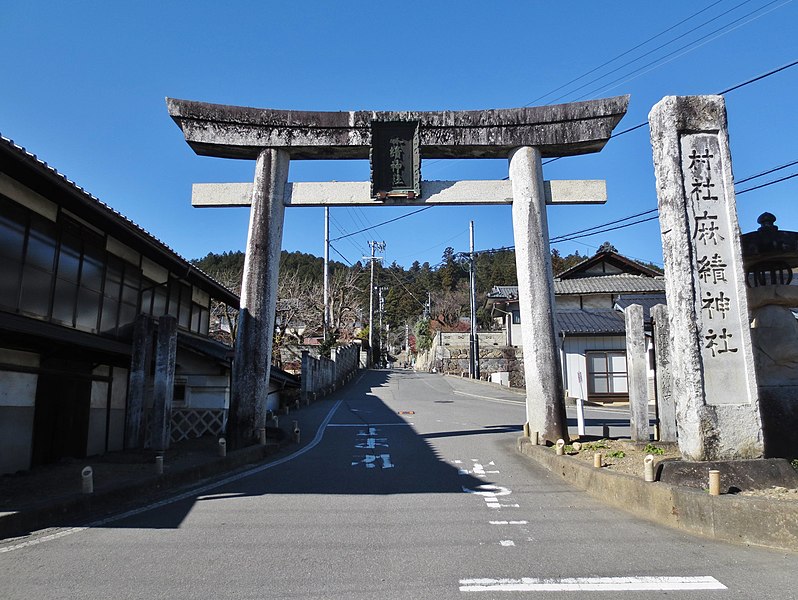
[735,158,798,184]
[582,0,792,101]
[328,243,354,266]
[329,213,365,255]
[549,208,659,242]
[737,171,798,195]
[383,267,427,309]
[330,205,434,242]
[718,58,798,94]
[552,214,661,244]
[547,0,761,105]
[524,0,729,107]
[540,57,798,169]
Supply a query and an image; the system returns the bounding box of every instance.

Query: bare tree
[276,270,321,344]
[431,282,471,329]
[328,267,365,341]
[207,264,243,346]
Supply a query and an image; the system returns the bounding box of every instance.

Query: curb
[0,441,287,541]
[517,437,798,553]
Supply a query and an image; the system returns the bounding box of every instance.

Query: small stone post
[625,304,649,442]
[649,95,763,460]
[81,466,93,494]
[125,314,154,449]
[152,315,178,453]
[651,304,677,442]
[229,148,289,450]
[509,146,568,444]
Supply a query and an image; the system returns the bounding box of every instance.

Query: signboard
[370,121,421,199]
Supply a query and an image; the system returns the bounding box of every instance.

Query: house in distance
[486,250,665,404]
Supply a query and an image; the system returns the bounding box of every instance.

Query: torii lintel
[166,96,629,160]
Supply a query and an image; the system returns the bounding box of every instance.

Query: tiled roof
[0,134,238,306]
[555,310,626,335]
[555,274,666,294]
[488,275,666,299]
[614,293,667,322]
[556,250,663,279]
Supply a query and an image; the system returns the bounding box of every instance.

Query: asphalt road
[1,370,795,599]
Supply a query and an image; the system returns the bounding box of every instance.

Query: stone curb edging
[0,441,287,541]
[517,437,798,553]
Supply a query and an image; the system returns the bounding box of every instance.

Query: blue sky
[2,1,796,270]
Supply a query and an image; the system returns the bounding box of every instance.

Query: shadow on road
[79,370,493,531]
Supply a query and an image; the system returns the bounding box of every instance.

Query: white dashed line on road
[459,576,727,592]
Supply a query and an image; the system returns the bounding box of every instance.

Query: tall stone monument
[649,95,763,461]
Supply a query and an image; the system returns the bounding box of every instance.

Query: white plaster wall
[187,375,230,409]
[581,295,614,309]
[174,349,231,410]
[509,322,523,346]
[0,349,39,474]
[562,335,627,400]
[556,297,581,310]
[87,379,109,456]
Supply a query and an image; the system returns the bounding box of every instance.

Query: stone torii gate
[167,96,629,449]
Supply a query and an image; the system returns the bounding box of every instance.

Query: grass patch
[643,443,665,455]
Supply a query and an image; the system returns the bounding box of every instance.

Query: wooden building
[0,135,293,475]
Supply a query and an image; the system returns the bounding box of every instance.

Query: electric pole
[469,220,480,379]
[378,285,388,366]
[323,207,330,340]
[363,241,385,367]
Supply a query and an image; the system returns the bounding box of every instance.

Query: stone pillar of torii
[167,96,629,449]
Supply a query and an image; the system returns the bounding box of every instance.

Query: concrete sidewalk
[517,437,798,553]
[0,393,342,541]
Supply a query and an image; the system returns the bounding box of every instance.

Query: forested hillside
[191,244,647,347]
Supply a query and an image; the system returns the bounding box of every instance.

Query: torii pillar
[167,96,629,447]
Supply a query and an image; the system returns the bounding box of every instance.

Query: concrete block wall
[301,343,359,402]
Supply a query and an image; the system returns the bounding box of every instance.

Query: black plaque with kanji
[370,121,421,199]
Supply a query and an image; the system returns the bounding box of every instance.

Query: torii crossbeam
[167,95,629,449]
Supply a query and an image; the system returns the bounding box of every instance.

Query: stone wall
[428,344,525,388]
[300,343,360,402]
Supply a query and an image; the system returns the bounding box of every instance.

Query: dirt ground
[560,438,798,501]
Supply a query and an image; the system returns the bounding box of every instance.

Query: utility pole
[378,285,388,366]
[469,220,480,380]
[323,207,330,340]
[363,241,385,367]
[405,321,409,361]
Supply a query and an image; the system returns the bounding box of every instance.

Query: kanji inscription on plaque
[680,133,749,405]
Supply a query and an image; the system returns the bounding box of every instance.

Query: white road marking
[459,576,727,592]
[489,521,528,525]
[351,453,394,469]
[453,390,525,406]
[327,423,411,428]
[499,540,515,547]
[1,398,347,554]
[355,436,389,449]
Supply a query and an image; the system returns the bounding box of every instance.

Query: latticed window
[586,350,628,399]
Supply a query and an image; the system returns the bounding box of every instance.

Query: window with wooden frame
[586,350,628,401]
